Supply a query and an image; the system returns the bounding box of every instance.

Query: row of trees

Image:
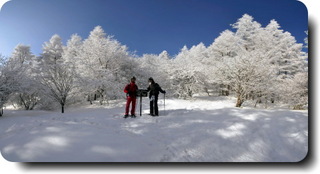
[0,14,308,116]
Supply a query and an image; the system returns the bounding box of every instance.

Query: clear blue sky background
[0,0,308,57]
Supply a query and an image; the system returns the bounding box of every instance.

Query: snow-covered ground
[0,96,308,162]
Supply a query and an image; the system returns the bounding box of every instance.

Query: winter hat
[148,77,155,83]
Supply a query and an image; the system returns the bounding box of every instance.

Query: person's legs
[125,97,132,116]
[154,96,159,116]
[150,99,154,115]
[131,98,136,116]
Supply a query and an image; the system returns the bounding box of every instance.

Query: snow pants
[150,95,159,116]
[125,96,136,115]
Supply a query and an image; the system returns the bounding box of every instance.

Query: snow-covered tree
[135,50,172,92]
[0,55,10,116]
[63,34,83,65]
[78,26,132,104]
[263,19,307,107]
[41,34,64,65]
[265,20,305,78]
[209,14,275,107]
[135,53,159,86]
[207,30,238,60]
[205,14,307,107]
[215,48,275,107]
[0,54,26,116]
[206,30,239,96]
[37,34,75,113]
[280,71,308,109]
[171,43,210,98]
[9,44,39,110]
[62,34,84,103]
[1,14,308,112]
[11,44,34,65]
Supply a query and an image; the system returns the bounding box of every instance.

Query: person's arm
[124,85,129,93]
[157,84,166,94]
[147,85,150,92]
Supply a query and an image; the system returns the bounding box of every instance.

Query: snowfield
[0,96,308,162]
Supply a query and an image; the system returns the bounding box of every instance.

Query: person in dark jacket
[147,77,166,116]
[124,76,138,118]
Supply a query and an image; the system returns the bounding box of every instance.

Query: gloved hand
[163,90,166,94]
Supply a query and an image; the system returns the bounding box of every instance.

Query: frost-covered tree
[215,48,275,107]
[264,19,307,107]
[207,30,238,61]
[9,44,39,110]
[280,71,308,109]
[11,44,34,64]
[0,55,10,116]
[232,14,262,51]
[206,14,307,107]
[0,54,26,116]
[206,30,239,96]
[41,34,64,65]
[135,50,172,92]
[37,34,75,113]
[78,26,132,104]
[265,19,305,78]
[62,34,84,103]
[170,43,210,98]
[64,34,83,65]
[156,50,173,91]
[210,14,276,107]
[135,53,159,86]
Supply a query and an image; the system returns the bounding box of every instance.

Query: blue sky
[0,0,308,57]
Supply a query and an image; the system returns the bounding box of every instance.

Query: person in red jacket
[124,76,138,118]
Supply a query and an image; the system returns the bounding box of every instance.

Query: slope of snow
[0,97,308,162]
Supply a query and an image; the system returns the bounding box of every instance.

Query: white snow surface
[0,96,308,162]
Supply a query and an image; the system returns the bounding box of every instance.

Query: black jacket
[147,83,165,98]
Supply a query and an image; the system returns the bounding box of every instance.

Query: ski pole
[164,93,165,116]
[140,95,142,116]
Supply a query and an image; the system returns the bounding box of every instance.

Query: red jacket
[124,82,138,98]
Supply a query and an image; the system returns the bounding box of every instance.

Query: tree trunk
[19,94,29,110]
[204,87,210,96]
[99,97,104,105]
[271,98,275,103]
[61,103,64,113]
[236,95,244,107]
[0,108,3,117]
[30,101,37,110]
[87,94,93,104]
[254,100,259,108]
[106,96,109,105]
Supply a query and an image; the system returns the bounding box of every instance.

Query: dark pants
[150,95,159,116]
